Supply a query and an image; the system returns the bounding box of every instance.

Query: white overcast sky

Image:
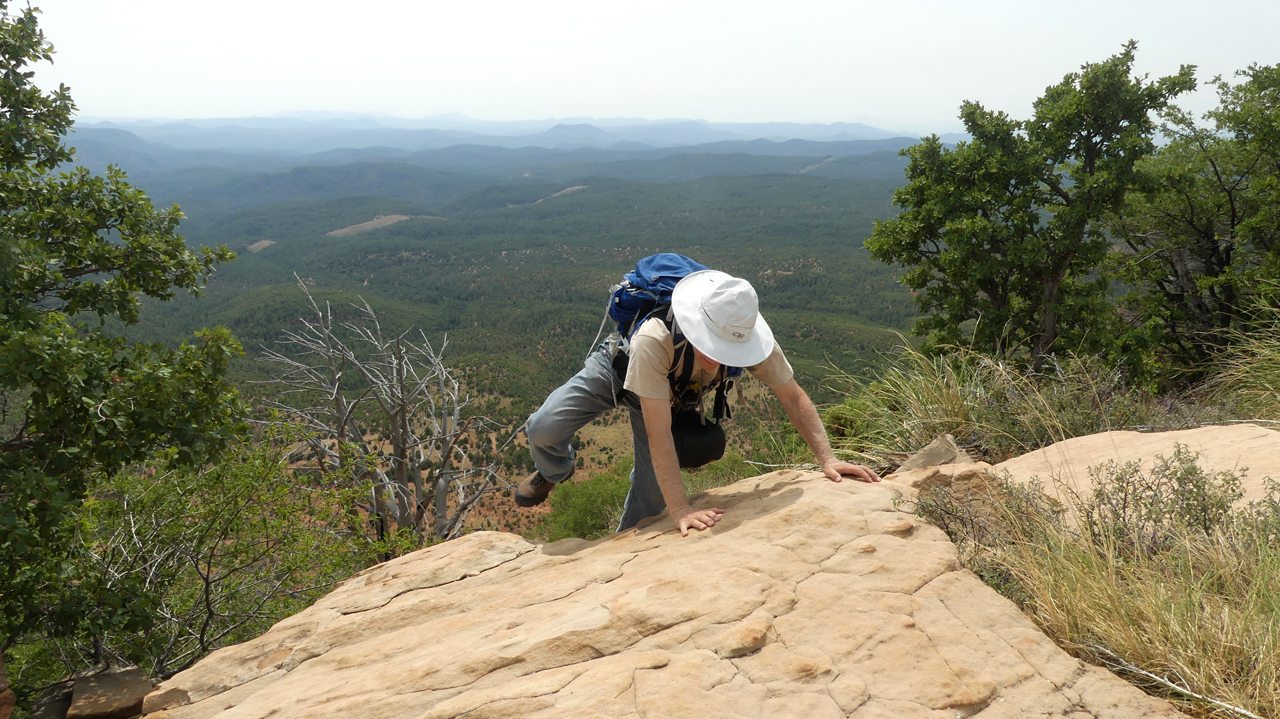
[33,0,1280,133]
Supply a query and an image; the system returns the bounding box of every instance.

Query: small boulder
[66,667,153,719]
[897,432,974,471]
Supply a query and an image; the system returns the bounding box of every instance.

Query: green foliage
[0,1,239,653]
[539,459,633,541]
[138,162,506,222]
[1080,445,1243,552]
[527,152,899,183]
[184,196,435,250]
[6,427,381,707]
[1107,64,1280,378]
[866,43,1195,362]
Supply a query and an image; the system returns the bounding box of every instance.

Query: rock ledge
[142,469,1185,719]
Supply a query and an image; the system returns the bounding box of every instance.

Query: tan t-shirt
[623,317,794,401]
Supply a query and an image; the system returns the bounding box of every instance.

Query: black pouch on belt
[671,409,726,468]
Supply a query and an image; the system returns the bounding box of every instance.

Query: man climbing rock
[515,256,879,536]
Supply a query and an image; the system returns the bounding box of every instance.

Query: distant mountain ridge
[77,115,968,155]
[67,126,923,181]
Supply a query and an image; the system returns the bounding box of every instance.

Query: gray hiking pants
[525,349,665,532]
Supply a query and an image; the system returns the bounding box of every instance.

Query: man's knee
[526,408,555,449]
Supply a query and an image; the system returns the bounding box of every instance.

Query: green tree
[1106,64,1280,377]
[866,44,1195,363]
[0,0,239,694]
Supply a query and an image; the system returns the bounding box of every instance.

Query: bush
[6,427,381,708]
[1079,445,1243,553]
[908,449,1280,718]
[539,460,633,541]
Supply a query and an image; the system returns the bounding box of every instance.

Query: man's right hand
[673,506,726,536]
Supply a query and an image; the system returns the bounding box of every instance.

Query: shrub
[908,449,1280,718]
[6,427,380,707]
[1079,445,1243,553]
[539,460,633,541]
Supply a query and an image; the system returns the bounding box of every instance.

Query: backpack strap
[623,307,739,418]
[666,310,698,410]
[623,296,658,340]
[712,367,733,422]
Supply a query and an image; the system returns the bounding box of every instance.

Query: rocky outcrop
[67,667,154,719]
[996,423,1280,505]
[140,469,1184,719]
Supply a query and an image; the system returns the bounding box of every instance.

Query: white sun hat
[670,270,775,367]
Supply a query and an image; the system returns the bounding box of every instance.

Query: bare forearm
[638,397,690,512]
[774,379,880,484]
[777,382,836,465]
[648,427,690,513]
[638,395,724,534]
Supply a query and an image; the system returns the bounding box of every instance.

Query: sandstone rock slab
[141,469,1186,719]
[996,423,1280,506]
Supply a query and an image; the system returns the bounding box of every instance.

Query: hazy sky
[35,0,1280,133]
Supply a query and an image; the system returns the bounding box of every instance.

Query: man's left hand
[822,460,880,483]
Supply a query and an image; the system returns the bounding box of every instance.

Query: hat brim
[671,270,775,367]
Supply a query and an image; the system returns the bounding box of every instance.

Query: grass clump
[1209,308,1280,421]
[909,447,1280,718]
[824,341,1224,468]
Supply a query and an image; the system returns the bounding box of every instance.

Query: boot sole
[513,491,548,508]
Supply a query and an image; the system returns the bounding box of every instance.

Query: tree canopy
[0,1,239,656]
[1107,64,1280,376]
[866,44,1195,362]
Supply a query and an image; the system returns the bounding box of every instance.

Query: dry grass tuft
[1208,308,1280,421]
[825,340,1228,469]
[909,450,1280,718]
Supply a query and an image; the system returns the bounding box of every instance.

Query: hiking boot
[514,470,567,507]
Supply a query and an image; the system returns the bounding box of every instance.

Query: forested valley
[127,172,916,417]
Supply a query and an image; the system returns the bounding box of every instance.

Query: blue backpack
[609,253,709,339]
[591,253,742,421]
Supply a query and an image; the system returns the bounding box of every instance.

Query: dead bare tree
[259,278,517,546]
